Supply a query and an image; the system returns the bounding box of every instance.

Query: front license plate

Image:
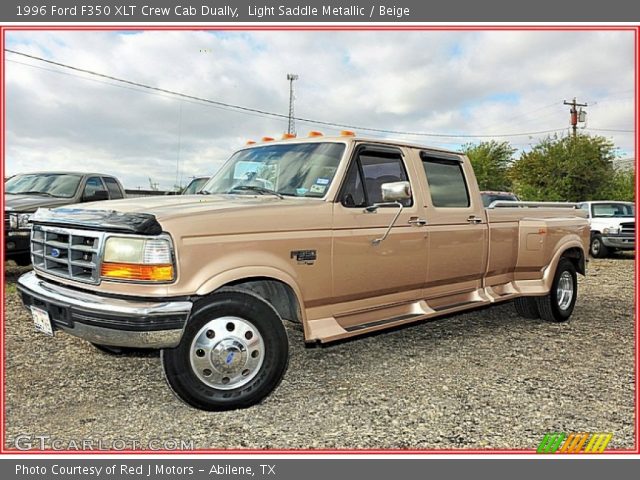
[31,306,54,337]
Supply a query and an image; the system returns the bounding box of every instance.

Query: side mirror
[381,181,411,202]
[363,181,412,246]
[83,190,109,202]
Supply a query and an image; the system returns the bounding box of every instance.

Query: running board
[344,313,423,332]
[432,300,481,312]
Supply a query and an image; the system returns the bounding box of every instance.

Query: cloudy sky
[5,29,635,191]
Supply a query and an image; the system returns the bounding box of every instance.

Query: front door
[331,145,429,313]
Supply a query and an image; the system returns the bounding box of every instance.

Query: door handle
[408,217,428,226]
[467,215,483,224]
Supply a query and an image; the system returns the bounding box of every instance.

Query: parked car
[4,172,126,265]
[181,176,210,195]
[577,201,635,257]
[17,134,589,410]
[481,191,520,208]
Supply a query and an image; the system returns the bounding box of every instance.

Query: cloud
[5,30,635,190]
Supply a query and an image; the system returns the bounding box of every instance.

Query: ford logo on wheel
[50,248,61,258]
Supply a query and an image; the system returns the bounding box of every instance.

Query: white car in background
[577,201,635,258]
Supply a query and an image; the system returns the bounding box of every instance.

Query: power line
[586,127,635,133]
[5,48,568,139]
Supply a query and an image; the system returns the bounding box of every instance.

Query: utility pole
[286,73,299,135]
[563,97,588,137]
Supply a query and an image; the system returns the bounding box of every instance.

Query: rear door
[418,151,488,297]
[331,144,429,309]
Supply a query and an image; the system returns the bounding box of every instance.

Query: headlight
[603,227,620,235]
[101,236,174,282]
[8,213,32,230]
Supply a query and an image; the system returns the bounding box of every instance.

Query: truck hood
[32,194,330,235]
[4,194,73,213]
[590,217,634,228]
[76,194,314,220]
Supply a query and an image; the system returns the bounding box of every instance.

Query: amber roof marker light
[308,131,324,137]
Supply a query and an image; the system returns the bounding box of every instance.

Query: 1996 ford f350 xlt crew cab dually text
[18,133,590,410]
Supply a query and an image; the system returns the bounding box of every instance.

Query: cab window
[83,177,108,199]
[340,149,412,208]
[421,154,470,208]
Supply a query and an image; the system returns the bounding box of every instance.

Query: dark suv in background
[4,172,126,265]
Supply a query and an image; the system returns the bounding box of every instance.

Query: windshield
[182,177,209,195]
[202,142,346,198]
[591,203,635,217]
[481,193,518,207]
[5,173,82,198]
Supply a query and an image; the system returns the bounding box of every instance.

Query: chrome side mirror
[363,181,412,246]
[381,181,411,202]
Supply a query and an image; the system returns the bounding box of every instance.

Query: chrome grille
[621,222,635,237]
[31,225,104,284]
[4,213,9,231]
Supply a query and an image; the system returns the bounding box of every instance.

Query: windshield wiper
[16,191,57,197]
[228,185,284,199]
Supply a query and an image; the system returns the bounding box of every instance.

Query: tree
[509,134,618,202]
[599,169,635,202]
[461,140,515,191]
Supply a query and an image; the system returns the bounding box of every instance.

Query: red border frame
[0,24,637,456]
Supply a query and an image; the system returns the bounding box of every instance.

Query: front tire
[536,258,577,323]
[590,234,609,258]
[162,290,289,411]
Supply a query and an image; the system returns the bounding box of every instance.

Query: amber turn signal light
[101,262,174,282]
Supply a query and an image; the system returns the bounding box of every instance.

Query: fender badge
[290,250,317,265]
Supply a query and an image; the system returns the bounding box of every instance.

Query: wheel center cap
[210,339,247,374]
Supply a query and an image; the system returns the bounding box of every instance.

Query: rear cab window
[420,152,470,208]
[103,177,124,199]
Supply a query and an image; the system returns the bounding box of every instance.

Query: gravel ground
[3,255,636,451]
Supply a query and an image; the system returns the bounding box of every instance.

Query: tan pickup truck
[18,133,590,410]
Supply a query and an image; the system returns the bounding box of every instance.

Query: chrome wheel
[592,238,600,255]
[189,316,264,390]
[556,271,574,311]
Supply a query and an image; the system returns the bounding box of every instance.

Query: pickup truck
[5,172,126,265]
[17,134,590,411]
[577,201,635,257]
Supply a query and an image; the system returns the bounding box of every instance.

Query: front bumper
[601,235,635,250]
[17,271,192,348]
[4,229,30,256]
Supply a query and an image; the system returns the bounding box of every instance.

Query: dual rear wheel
[513,258,578,322]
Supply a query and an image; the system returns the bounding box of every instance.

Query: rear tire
[514,297,540,319]
[536,258,577,323]
[590,234,609,258]
[161,290,289,411]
